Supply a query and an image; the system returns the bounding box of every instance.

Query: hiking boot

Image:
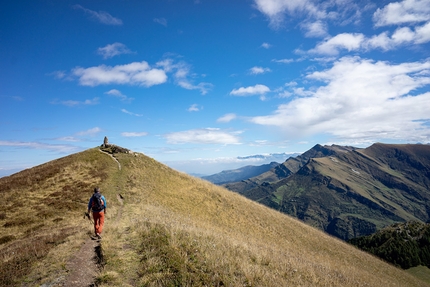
[97,233,102,239]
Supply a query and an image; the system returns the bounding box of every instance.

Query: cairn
[100,136,131,154]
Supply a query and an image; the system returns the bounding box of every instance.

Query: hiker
[87,187,107,239]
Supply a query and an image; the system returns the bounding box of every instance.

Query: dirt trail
[60,191,124,287]
[61,239,101,287]
[59,174,125,287]
[98,149,121,170]
[57,150,125,286]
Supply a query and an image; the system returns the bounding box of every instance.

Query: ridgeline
[0,145,428,286]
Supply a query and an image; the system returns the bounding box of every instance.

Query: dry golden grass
[1,148,428,286]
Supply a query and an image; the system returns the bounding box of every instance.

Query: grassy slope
[1,148,428,286]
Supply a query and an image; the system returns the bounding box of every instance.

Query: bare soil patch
[61,238,102,287]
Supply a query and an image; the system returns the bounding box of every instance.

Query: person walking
[87,187,107,239]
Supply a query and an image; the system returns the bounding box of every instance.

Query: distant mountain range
[199,153,300,184]
[201,162,280,184]
[222,143,430,241]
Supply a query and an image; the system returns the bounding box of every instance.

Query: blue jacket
[88,194,107,212]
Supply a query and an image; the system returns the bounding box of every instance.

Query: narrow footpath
[60,151,124,287]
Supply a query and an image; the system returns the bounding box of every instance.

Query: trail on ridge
[60,152,124,287]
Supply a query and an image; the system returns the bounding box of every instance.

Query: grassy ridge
[1,148,428,286]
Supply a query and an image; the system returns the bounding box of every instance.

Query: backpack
[92,193,105,211]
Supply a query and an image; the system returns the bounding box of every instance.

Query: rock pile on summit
[100,136,131,154]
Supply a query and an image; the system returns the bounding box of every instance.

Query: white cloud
[73,5,123,25]
[302,20,328,37]
[249,56,430,143]
[72,61,167,87]
[121,109,143,117]
[51,97,100,107]
[366,22,430,50]
[156,59,213,95]
[217,113,237,123]
[308,23,430,55]
[49,70,66,79]
[177,81,213,95]
[272,58,294,64]
[154,18,167,26]
[105,89,134,102]
[261,42,272,49]
[97,43,133,59]
[309,33,365,55]
[187,104,201,112]
[0,140,78,153]
[230,84,270,96]
[249,66,272,75]
[56,136,80,142]
[373,0,430,27]
[76,127,102,136]
[414,21,430,43]
[121,132,148,137]
[254,0,321,27]
[164,128,241,144]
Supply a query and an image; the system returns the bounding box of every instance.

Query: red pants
[92,211,105,235]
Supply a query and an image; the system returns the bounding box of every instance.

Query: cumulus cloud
[217,113,237,123]
[72,61,167,87]
[254,0,321,27]
[164,128,241,145]
[121,132,148,137]
[373,0,430,26]
[188,104,202,112]
[156,59,213,95]
[68,58,212,93]
[97,43,133,59]
[253,0,362,30]
[249,66,272,75]
[308,22,430,55]
[249,56,430,143]
[302,20,328,37]
[73,5,122,25]
[230,84,270,96]
[308,33,365,55]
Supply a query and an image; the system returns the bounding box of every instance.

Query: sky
[1,0,430,177]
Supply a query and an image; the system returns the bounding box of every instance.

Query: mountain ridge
[223,143,430,241]
[0,144,428,286]
[201,162,280,184]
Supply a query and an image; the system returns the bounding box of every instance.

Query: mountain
[224,144,355,193]
[224,143,430,241]
[201,162,280,184]
[349,221,430,270]
[0,144,427,286]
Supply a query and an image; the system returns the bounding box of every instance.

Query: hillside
[349,221,430,269]
[0,145,428,286]
[226,143,430,241]
[201,162,279,184]
[224,144,356,193]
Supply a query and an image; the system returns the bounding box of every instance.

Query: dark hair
[94,187,100,193]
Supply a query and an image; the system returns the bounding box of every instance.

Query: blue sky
[1,0,430,177]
